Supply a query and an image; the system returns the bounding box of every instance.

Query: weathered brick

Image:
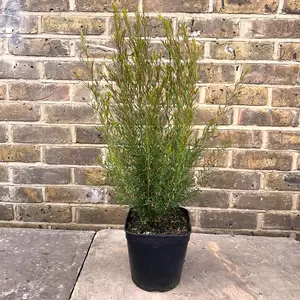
[44,104,99,124]
[195,107,233,125]
[0,204,13,221]
[11,187,43,203]
[0,146,40,162]
[244,64,300,85]
[76,126,105,144]
[294,214,300,230]
[232,150,292,171]
[284,0,300,14]
[0,61,39,79]
[73,83,91,102]
[198,64,236,83]
[74,167,108,185]
[76,206,128,224]
[279,43,300,61]
[0,126,7,143]
[205,85,268,106]
[186,190,229,208]
[9,83,69,101]
[16,204,71,223]
[0,84,6,100]
[197,150,228,168]
[12,125,72,144]
[216,0,277,13]
[233,192,293,210]
[42,16,105,35]
[210,42,274,60]
[203,170,260,190]
[262,213,293,230]
[265,172,300,191]
[180,18,239,38]
[75,39,116,58]
[75,0,209,12]
[0,186,10,202]
[0,103,40,121]
[272,88,300,108]
[0,15,38,34]
[13,167,71,184]
[22,0,69,11]
[0,39,3,56]
[268,131,300,150]
[208,130,263,148]
[9,38,70,57]
[242,19,300,39]
[44,61,88,80]
[200,211,257,229]
[238,109,299,127]
[45,147,101,165]
[0,166,8,182]
[46,186,105,203]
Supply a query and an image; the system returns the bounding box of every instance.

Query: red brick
[180,17,239,38]
[203,170,260,190]
[268,131,300,150]
[42,16,105,35]
[0,61,39,80]
[198,64,236,83]
[200,210,257,229]
[9,83,69,101]
[45,147,101,165]
[44,104,99,124]
[13,167,71,184]
[0,204,13,221]
[233,192,293,210]
[0,146,40,162]
[208,130,263,148]
[12,125,72,144]
[242,19,300,39]
[243,64,300,85]
[272,88,300,108]
[44,61,88,80]
[265,172,300,191]
[185,190,229,208]
[238,109,299,127]
[9,38,70,57]
[75,206,128,224]
[232,150,292,171]
[46,186,105,203]
[12,187,43,203]
[16,204,71,223]
[216,0,277,13]
[262,213,293,230]
[23,0,69,11]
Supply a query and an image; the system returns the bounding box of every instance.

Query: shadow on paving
[0,228,95,300]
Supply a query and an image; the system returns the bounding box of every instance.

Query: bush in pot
[79,4,242,292]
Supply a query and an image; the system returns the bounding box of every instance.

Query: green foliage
[79,5,243,227]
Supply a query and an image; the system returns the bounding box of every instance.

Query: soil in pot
[125,207,191,292]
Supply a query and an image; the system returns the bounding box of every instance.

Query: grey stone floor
[1,228,300,300]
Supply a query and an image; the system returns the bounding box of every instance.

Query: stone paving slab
[71,229,300,300]
[0,228,94,300]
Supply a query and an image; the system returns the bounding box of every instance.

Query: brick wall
[0,0,300,237]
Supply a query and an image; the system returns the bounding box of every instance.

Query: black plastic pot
[125,207,191,292]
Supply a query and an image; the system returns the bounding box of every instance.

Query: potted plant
[78,3,242,292]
